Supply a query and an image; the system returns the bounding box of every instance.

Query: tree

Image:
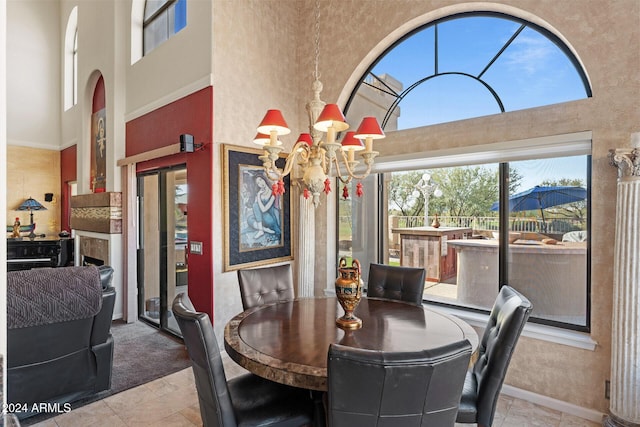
[386,166,520,219]
[428,167,500,217]
[387,171,424,216]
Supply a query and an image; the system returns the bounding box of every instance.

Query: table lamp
[16,197,47,239]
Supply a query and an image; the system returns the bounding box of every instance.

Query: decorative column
[297,193,315,297]
[605,134,640,427]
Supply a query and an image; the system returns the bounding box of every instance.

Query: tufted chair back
[172,293,236,427]
[237,264,294,310]
[367,263,426,306]
[457,285,533,427]
[328,340,472,427]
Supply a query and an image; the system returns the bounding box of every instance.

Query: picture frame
[222,143,293,271]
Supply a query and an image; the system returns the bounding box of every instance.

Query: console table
[7,238,74,271]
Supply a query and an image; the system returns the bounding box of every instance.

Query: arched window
[143,0,187,56]
[339,13,592,332]
[64,6,78,111]
[346,13,590,131]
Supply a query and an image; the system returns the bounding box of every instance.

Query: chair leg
[312,391,326,427]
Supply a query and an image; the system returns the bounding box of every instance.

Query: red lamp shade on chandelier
[314,104,349,133]
[341,131,365,151]
[354,116,385,152]
[257,109,291,147]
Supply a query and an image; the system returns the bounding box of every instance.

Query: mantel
[71,192,122,234]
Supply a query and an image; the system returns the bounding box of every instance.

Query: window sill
[425,304,598,351]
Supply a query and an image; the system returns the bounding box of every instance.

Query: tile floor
[30,354,602,427]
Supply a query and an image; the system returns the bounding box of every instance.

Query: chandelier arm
[264,142,311,182]
[331,156,352,185]
[336,149,373,180]
[280,142,311,178]
[265,165,284,182]
[319,146,330,176]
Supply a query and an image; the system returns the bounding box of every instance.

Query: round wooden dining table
[224,296,478,392]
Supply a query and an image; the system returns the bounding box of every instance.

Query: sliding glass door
[137,166,188,335]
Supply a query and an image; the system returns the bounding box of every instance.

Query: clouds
[503,31,556,75]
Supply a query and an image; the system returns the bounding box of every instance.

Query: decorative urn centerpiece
[335,257,363,329]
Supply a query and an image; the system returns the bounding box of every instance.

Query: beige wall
[6,146,61,237]
[211,0,306,346]
[6,0,61,150]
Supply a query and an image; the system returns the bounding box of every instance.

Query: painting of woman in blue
[239,168,283,250]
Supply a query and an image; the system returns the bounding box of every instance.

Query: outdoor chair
[367,263,426,306]
[171,293,314,427]
[456,285,533,427]
[237,263,295,310]
[327,340,472,427]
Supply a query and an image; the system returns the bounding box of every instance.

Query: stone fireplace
[79,236,109,266]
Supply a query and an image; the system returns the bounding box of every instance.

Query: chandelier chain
[313,0,321,81]
[255,0,384,207]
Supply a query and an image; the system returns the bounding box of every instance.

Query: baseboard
[501,384,605,423]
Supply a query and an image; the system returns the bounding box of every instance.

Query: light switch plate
[190,241,203,255]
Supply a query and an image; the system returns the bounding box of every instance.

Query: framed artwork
[91,108,107,193]
[223,144,293,271]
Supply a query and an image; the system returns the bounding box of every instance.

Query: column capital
[609,133,640,179]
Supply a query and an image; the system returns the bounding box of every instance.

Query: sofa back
[6,266,116,408]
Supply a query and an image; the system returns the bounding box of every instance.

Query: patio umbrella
[490,185,587,227]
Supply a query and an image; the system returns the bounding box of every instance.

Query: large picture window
[338,149,590,331]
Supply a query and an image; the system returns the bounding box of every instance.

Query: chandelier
[253,1,385,207]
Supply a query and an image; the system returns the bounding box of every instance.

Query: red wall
[126,86,215,321]
[60,145,77,232]
[93,76,105,112]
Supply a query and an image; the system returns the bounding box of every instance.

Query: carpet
[22,320,191,426]
[109,320,190,393]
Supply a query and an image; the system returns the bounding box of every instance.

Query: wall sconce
[45,193,54,202]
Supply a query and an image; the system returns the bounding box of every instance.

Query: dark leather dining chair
[327,340,472,427]
[171,293,314,427]
[456,285,533,427]
[367,263,426,306]
[237,263,295,310]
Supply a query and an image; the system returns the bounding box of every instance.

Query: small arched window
[64,6,78,111]
[143,0,187,55]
